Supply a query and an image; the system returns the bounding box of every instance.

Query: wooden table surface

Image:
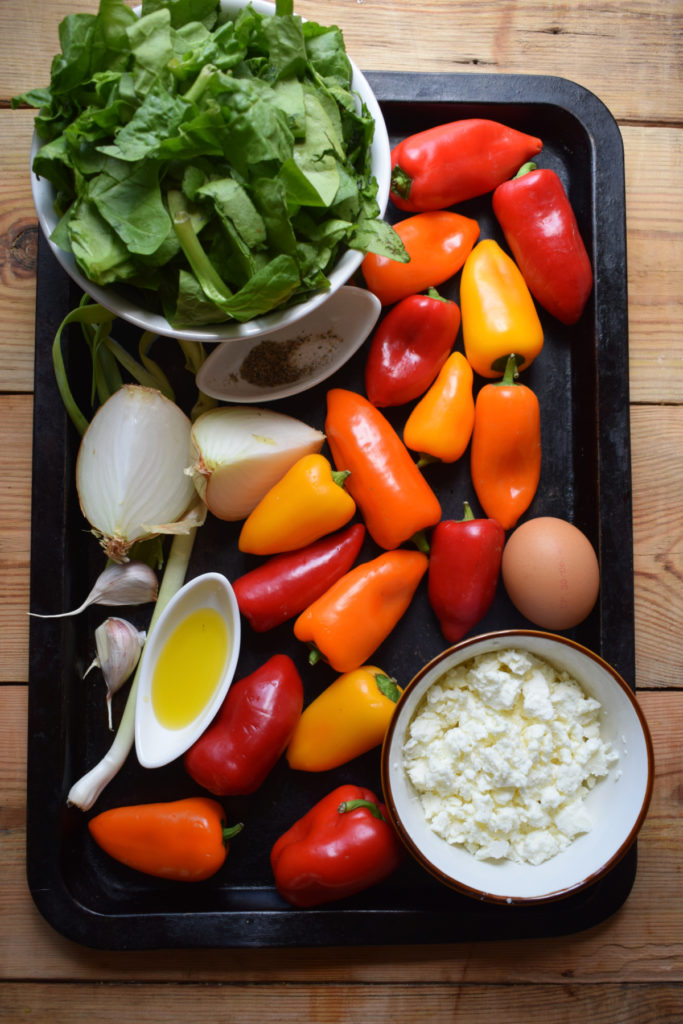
[1,1,681,1020]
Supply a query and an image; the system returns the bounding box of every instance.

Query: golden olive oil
[151,607,229,730]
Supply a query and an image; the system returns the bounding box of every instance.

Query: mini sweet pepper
[286,665,402,772]
[364,288,461,407]
[460,238,544,378]
[403,351,475,463]
[389,118,543,211]
[492,162,593,325]
[238,453,356,555]
[428,502,505,643]
[293,549,428,673]
[270,784,403,907]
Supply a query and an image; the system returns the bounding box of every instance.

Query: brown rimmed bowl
[381,630,655,905]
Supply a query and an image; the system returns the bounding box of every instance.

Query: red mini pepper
[183,655,304,796]
[364,288,461,407]
[232,523,366,632]
[428,502,505,643]
[270,784,402,907]
[390,119,543,212]
[492,162,593,325]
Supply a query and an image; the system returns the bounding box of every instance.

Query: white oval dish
[381,630,655,905]
[30,0,391,343]
[135,573,241,769]
[195,286,381,402]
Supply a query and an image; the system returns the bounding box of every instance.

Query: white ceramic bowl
[135,572,241,769]
[381,631,654,905]
[30,0,391,343]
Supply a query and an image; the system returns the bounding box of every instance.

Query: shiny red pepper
[390,119,543,212]
[428,502,505,643]
[232,523,366,632]
[492,163,593,325]
[183,655,304,796]
[270,784,402,908]
[364,288,461,407]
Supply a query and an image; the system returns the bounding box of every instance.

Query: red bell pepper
[270,784,402,907]
[183,654,303,796]
[390,119,543,212]
[232,523,366,632]
[428,502,505,643]
[492,163,593,325]
[364,288,461,407]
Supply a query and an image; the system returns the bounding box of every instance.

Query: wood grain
[1,0,681,1017]
[3,0,682,124]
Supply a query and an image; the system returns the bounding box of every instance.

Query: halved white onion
[188,406,325,521]
[76,385,203,562]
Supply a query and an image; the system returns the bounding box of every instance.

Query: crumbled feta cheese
[402,648,619,865]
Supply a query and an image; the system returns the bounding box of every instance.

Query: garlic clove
[29,561,158,619]
[87,617,146,730]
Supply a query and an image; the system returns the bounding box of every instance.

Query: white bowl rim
[381,629,655,906]
[134,571,242,769]
[30,0,391,342]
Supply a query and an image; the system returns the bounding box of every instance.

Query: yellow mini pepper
[403,351,475,463]
[238,453,356,555]
[460,238,544,379]
[286,665,402,772]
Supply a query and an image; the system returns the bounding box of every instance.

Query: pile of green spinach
[15,0,405,327]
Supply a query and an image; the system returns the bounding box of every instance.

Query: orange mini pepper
[460,238,543,379]
[238,453,356,555]
[403,351,475,463]
[325,388,441,550]
[88,797,242,882]
[293,549,428,673]
[470,354,541,530]
[286,665,402,772]
[361,211,480,307]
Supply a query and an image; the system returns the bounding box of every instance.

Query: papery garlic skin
[86,617,146,729]
[29,561,158,619]
[76,385,200,562]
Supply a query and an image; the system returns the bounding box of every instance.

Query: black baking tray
[27,73,635,949]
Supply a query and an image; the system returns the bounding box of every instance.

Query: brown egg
[501,517,600,630]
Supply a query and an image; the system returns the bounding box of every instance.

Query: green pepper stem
[374,672,401,703]
[411,529,431,554]
[390,164,412,200]
[332,469,351,489]
[514,161,538,179]
[460,501,475,522]
[338,799,386,822]
[222,822,244,847]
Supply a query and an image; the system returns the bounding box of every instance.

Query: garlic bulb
[188,406,325,521]
[76,385,205,562]
[85,617,146,729]
[29,561,158,619]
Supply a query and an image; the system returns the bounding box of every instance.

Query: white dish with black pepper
[195,285,382,402]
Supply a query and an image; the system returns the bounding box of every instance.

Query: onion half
[76,385,204,562]
[188,406,325,521]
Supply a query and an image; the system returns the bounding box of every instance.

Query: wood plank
[623,126,683,405]
[0,111,37,393]
[631,406,683,689]
[0,981,682,1023]
[1,687,680,982]
[2,0,682,125]
[0,396,32,683]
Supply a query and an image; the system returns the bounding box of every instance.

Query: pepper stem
[338,799,386,822]
[514,161,538,179]
[390,164,413,200]
[410,529,430,554]
[332,469,351,489]
[374,672,401,703]
[460,501,475,522]
[222,822,244,847]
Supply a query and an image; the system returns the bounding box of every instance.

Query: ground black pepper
[239,330,341,388]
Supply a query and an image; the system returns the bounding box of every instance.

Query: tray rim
[26,70,634,950]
